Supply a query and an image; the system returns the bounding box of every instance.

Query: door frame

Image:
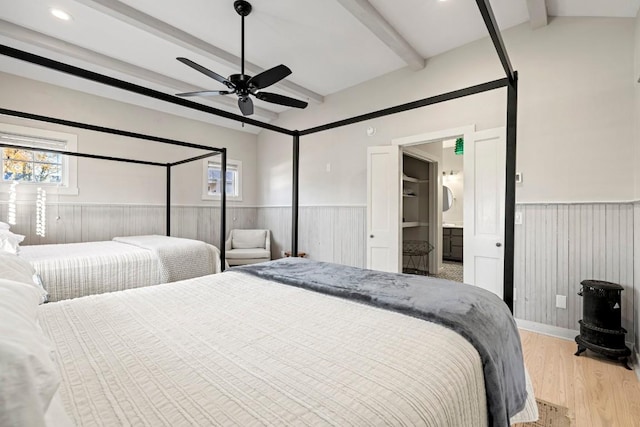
[392,125,476,278]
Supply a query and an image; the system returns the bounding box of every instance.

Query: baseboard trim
[516,319,637,352]
[515,318,577,341]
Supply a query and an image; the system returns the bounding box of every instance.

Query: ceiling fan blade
[255,91,308,109]
[177,57,232,87]
[248,64,292,90]
[238,97,254,116]
[175,90,233,97]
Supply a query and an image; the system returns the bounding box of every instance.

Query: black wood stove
[574,280,631,369]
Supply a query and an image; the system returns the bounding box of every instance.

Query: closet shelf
[402,176,429,183]
[402,222,429,228]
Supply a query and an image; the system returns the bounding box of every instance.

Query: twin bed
[18,235,222,301]
[1,250,538,427]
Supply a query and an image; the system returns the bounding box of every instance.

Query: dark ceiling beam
[336,0,425,71]
[526,0,548,29]
[73,0,324,104]
[475,0,515,83]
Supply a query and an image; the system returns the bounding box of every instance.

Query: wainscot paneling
[2,200,634,341]
[0,203,256,248]
[514,203,635,341]
[257,206,366,268]
[170,206,257,246]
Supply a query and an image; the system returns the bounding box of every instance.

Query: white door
[463,127,506,297]
[366,146,401,273]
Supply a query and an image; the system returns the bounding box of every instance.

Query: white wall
[0,72,257,206]
[442,146,464,226]
[258,17,636,206]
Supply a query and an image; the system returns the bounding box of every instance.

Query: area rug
[514,399,572,427]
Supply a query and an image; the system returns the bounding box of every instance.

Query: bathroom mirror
[443,185,453,212]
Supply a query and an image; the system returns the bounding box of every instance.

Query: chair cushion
[226,248,270,260]
[232,230,266,249]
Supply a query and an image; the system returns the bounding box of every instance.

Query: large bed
[18,235,222,301]
[1,255,537,427]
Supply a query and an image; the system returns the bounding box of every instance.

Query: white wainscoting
[257,206,366,268]
[259,203,635,339]
[171,206,257,246]
[0,203,256,247]
[514,203,635,339]
[2,201,635,342]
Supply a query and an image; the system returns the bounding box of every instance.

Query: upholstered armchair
[225,229,271,266]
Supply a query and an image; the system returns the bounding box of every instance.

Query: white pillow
[0,230,25,254]
[232,229,267,249]
[0,279,60,427]
[0,252,48,303]
[0,221,10,230]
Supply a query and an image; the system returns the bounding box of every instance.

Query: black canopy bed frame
[0,107,228,270]
[0,0,518,311]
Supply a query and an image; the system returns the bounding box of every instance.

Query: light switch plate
[515,212,523,225]
[556,295,567,309]
[515,172,523,183]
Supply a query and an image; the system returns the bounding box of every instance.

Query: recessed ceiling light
[50,8,72,21]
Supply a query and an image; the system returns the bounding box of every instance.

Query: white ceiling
[0,0,638,132]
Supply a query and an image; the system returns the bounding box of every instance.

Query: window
[0,123,78,195]
[3,148,63,183]
[202,159,242,201]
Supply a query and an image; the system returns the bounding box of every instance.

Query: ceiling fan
[175,0,308,116]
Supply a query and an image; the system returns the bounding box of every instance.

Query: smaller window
[202,159,242,201]
[3,148,63,183]
[0,123,78,195]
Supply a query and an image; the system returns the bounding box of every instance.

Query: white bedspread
[19,236,221,302]
[113,235,220,282]
[38,271,537,426]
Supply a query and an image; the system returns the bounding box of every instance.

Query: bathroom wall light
[454,138,464,155]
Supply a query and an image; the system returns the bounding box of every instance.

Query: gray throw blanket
[234,258,527,427]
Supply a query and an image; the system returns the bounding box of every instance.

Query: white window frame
[1,123,78,195]
[202,158,242,201]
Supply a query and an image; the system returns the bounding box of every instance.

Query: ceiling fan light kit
[175,0,308,116]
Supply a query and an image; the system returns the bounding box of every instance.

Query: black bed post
[220,149,227,271]
[291,132,300,257]
[503,72,518,313]
[475,0,516,312]
[166,164,171,236]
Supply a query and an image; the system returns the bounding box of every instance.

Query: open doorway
[401,140,464,283]
[368,125,506,296]
[439,140,464,282]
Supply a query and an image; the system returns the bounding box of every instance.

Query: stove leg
[622,358,632,371]
[574,344,586,356]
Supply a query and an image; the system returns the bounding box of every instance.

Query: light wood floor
[520,330,640,427]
